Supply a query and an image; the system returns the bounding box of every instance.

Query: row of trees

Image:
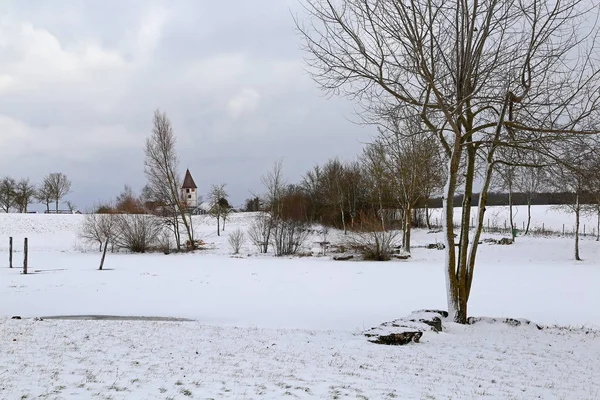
[0,173,72,213]
[243,117,445,254]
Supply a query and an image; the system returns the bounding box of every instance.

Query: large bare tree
[0,177,16,213]
[298,0,600,322]
[144,109,194,250]
[44,172,72,212]
[372,116,445,252]
[14,178,37,213]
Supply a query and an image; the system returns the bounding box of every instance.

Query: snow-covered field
[1,208,600,399]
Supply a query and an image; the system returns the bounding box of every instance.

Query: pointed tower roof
[182,169,197,189]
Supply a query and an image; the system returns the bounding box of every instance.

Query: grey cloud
[0,0,370,210]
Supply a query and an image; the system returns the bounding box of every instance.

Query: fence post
[9,237,13,268]
[584,225,586,236]
[99,239,109,270]
[562,224,565,235]
[23,238,28,275]
[522,221,525,231]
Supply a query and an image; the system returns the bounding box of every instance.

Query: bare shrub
[248,213,273,253]
[228,228,245,254]
[271,219,310,256]
[113,214,161,253]
[347,219,401,261]
[80,213,118,252]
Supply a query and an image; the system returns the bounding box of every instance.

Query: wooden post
[9,237,13,268]
[562,224,565,235]
[99,239,109,270]
[23,238,28,275]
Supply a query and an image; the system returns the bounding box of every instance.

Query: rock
[11,316,21,320]
[369,331,423,345]
[497,238,513,245]
[392,254,411,260]
[409,316,442,332]
[365,310,448,345]
[426,243,445,250]
[415,309,449,318]
[333,255,354,261]
[468,316,543,330]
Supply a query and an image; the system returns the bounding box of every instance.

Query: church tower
[181,169,198,210]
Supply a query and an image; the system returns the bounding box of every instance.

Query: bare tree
[548,139,600,260]
[44,172,71,212]
[228,228,245,254]
[298,0,600,323]
[248,212,274,253]
[262,160,286,218]
[13,179,37,213]
[144,109,194,250]
[80,212,118,252]
[514,162,547,235]
[113,214,161,253]
[36,180,53,213]
[0,177,17,213]
[494,164,518,234]
[373,116,445,252]
[208,184,228,236]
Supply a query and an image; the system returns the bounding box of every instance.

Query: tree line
[0,173,72,213]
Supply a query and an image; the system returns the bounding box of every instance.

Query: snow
[1,208,600,399]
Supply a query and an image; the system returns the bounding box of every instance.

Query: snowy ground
[1,208,600,399]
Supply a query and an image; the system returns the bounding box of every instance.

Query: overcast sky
[0,0,371,210]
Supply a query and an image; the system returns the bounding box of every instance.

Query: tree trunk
[403,205,411,253]
[174,216,181,251]
[99,239,109,270]
[596,207,599,242]
[23,238,28,275]
[425,203,431,230]
[508,185,514,233]
[217,211,221,236]
[443,137,464,324]
[525,199,532,235]
[340,206,346,235]
[575,195,581,261]
[9,237,13,268]
[55,199,59,213]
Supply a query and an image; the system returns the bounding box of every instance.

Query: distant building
[181,169,198,210]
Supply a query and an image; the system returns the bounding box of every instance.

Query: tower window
[188,195,192,199]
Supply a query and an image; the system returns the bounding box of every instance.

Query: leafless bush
[113,214,161,253]
[347,219,401,261]
[80,213,118,252]
[157,229,173,254]
[271,219,310,256]
[228,228,245,254]
[248,213,273,253]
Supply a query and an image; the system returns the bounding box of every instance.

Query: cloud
[0,1,369,209]
[227,89,261,119]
